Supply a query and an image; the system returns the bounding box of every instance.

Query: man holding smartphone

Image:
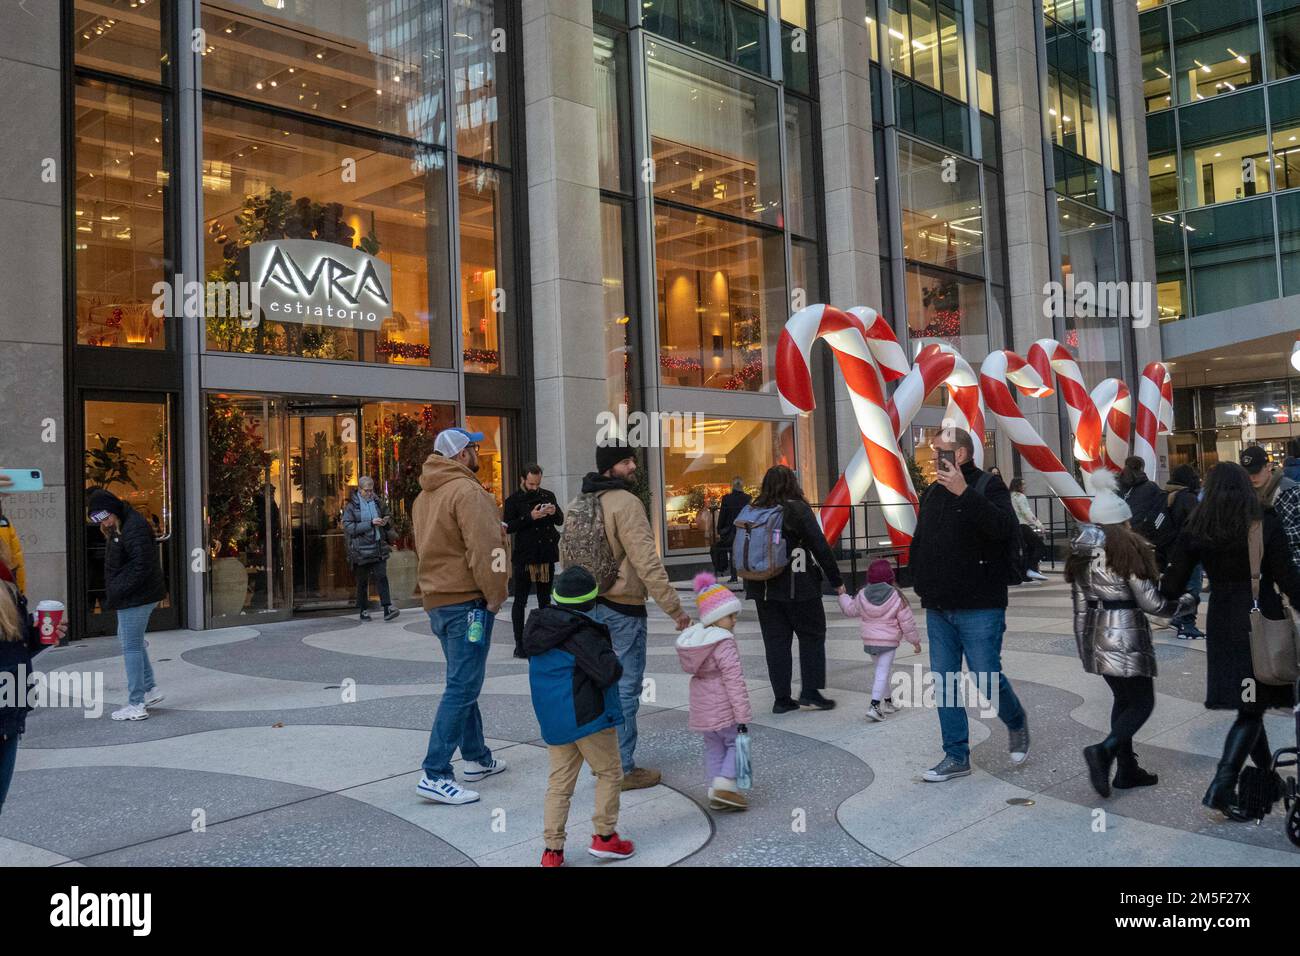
[910,427,1030,782]
[502,463,564,657]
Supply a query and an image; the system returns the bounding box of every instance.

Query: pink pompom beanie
[693,571,742,627]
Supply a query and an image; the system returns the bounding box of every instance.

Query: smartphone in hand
[936,449,956,472]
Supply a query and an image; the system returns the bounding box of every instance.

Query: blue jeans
[590,603,647,773]
[116,602,158,706]
[1171,563,1203,627]
[0,732,18,816]
[926,608,1026,764]
[421,600,493,780]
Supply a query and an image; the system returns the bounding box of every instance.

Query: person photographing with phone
[502,464,563,658]
[342,476,399,623]
[910,428,1030,782]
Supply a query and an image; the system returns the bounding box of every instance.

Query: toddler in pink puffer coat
[838,559,921,723]
[676,572,753,812]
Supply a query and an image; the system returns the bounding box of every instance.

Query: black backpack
[1148,489,1183,557]
[973,472,1026,585]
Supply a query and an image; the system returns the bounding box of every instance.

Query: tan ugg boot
[707,776,748,811]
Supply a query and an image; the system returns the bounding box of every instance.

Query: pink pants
[870,648,896,702]
[702,725,739,781]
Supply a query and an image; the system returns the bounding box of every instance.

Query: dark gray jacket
[342,492,395,566]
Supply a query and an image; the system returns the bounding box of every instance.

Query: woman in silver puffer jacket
[1065,470,1189,798]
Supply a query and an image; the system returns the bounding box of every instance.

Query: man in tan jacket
[411,427,510,806]
[583,444,690,790]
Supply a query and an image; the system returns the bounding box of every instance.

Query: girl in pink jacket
[838,559,921,722]
[676,572,753,811]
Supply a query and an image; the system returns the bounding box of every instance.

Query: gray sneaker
[922,756,972,782]
[1009,721,1030,765]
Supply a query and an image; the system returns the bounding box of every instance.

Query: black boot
[1202,717,1259,820]
[1112,741,1158,789]
[1083,741,1116,798]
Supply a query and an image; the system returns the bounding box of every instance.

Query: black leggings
[355,560,391,610]
[1101,674,1155,753]
[511,566,553,644]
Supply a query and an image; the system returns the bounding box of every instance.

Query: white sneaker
[416,776,480,805]
[461,757,507,782]
[111,703,149,721]
[866,704,886,722]
[1026,570,1048,581]
[144,688,165,707]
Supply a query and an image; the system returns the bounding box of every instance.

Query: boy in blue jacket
[523,566,635,867]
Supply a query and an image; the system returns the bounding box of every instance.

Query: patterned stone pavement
[2,575,1298,867]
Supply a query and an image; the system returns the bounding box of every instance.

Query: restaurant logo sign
[249,239,392,330]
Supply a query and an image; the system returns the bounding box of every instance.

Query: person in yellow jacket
[411,427,510,806]
[0,523,25,595]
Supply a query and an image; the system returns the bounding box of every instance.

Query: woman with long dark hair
[1160,462,1300,819]
[743,465,845,713]
[1065,470,1187,797]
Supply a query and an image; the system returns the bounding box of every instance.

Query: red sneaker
[588,832,635,860]
[541,848,564,868]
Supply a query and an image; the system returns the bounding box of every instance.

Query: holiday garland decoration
[778,304,1173,548]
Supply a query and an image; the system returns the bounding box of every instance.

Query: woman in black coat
[743,465,845,713]
[1160,462,1300,820]
[502,465,564,656]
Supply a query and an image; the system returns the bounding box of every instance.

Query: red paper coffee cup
[35,600,65,645]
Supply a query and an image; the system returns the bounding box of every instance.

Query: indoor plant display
[207,402,274,617]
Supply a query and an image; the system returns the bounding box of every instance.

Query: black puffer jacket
[1120,475,1165,541]
[743,498,843,603]
[341,491,395,566]
[716,490,751,545]
[502,486,563,565]
[0,582,46,738]
[910,461,1018,610]
[91,490,165,611]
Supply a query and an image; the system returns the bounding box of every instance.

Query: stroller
[1238,677,1300,848]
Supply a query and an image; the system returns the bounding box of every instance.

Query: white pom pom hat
[1084,468,1132,526]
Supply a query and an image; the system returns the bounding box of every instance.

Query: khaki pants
[544,727,623,850]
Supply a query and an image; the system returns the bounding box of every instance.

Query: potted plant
[207,402,273,618]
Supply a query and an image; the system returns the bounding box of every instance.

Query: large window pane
[655,206,785,391]
[903,263,989,361]
[201,100,452,367]
[647,42,783,226]
[662,417,794,551]
[1185,197,1279,314]
[595,29,630,193]
[1177,91,1269,207]
[680,0,728,60]
[460,164,515,375]
[601,201,634,412]
[75,82,169,350]
[911,0,940,92]
[784,97,818,238]
[1275,189,1300,294]
[453,0,512,166]
[1172,0,1262,103]
[1265,0,1300,81]
[1153,213,1188,321]
[1141,10,1173,112]
[75,0,166,85]
[1148,112,1179,211]
[897,137,984,276]
[938,2,966,102]
[199,0,446,144]
[1268,78,1300,190]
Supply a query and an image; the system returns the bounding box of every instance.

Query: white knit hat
[1085,468,1131,526]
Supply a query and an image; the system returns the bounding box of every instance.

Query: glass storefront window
[655,205,786,391]
[453,0,511,167]
[75,82,169,350]
[201,99,452,367]
[647,41,783,227]
[1172,0,1262,104]
[662,417,795,551]
[897,138,984,276]
[465,414,509,506]
[903,263,989,361]
[75,0,167,85]
[460,164,515,375]
[601,201,634,412]
[1177,91,1270,207]
[1184,196,1279,314]
[199,0,445,144]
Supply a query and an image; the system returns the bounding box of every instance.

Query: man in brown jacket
[584,444,691,790]
[412,427,510,806]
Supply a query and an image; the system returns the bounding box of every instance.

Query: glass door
[288,402,362,610]
[81,392,179,636]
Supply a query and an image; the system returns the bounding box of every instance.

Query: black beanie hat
[596,442,635,475]
[553,566,599,611]
[86,488,126,523]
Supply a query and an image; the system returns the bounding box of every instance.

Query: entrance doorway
[287,401,362,611]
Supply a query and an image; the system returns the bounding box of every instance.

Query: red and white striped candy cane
[778,305,919,551]
[1027,338,1106,472]
[1134,362,1173,479]
[1089,377,1132,472]
[980,349,1092,522]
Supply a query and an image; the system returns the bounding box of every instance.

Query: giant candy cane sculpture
[778,305,1174,539]
[777,305,984,548]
